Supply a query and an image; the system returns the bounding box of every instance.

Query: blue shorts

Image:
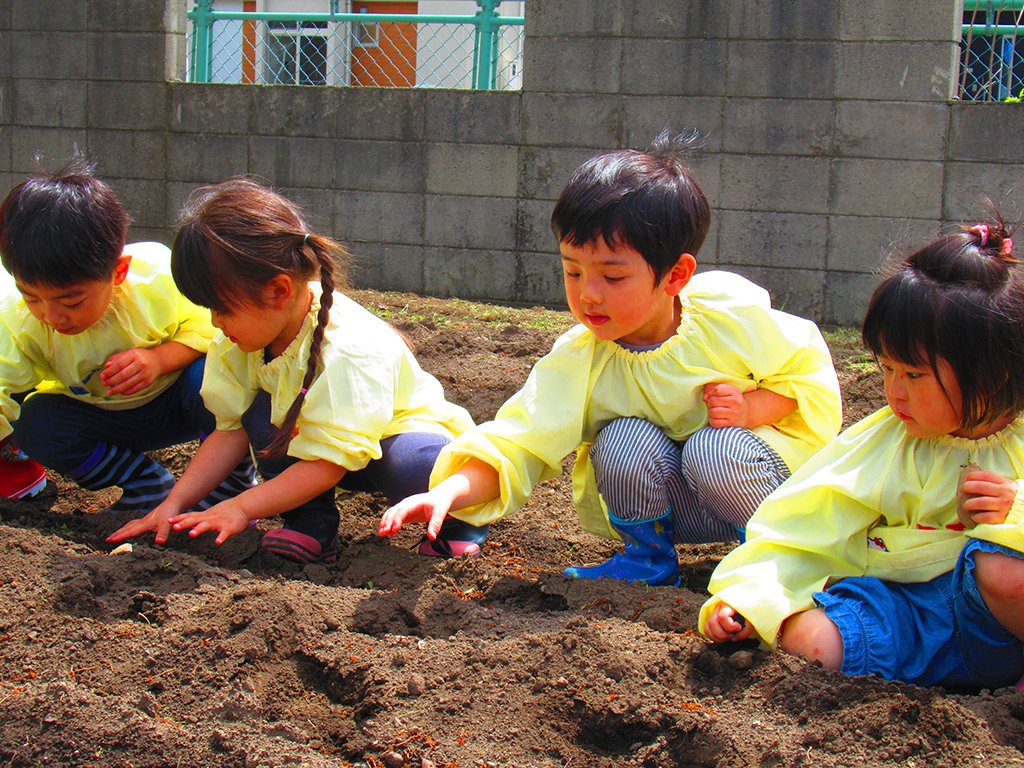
[814,539,1024,688]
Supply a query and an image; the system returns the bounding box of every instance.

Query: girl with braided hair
[702,212,1024,690]
[109,178,487,563]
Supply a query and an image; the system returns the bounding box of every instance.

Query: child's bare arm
[703,383,797,429]
[379,457,499,541]
[101,341,202,396]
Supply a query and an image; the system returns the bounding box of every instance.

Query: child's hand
[101,348,161,396]
[379,491,452,542]
[107,500,182,546]
[703,382,747,428]
[169,501,251,545]
[704,602,753,643]
[958,469,1018,526]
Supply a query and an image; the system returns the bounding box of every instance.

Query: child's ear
[664,253,697,296]
[112,254,132,286]
[264,274,294,309]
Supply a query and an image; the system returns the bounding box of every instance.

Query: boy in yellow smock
[380,132,843,586]
[0,159,254,515]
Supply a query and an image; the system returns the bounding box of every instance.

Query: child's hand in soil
[704,602,753,643]
[379,489,452,543]
[107,500,182,545]
[170,501,250,545]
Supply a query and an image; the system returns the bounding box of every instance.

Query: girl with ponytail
[702,211,1024,690]
[110,178,488,563]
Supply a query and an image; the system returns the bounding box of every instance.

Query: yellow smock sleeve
[698,410,896,647]
[200,337,257,431]
[432,328,595,527]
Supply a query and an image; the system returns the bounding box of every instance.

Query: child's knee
[779,609,844,671]
[974,550,1024,607]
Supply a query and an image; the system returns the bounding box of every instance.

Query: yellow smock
[0,242,216,440]
[431,271,843,538]
[698,407,1024,648]
[200,288,474,472]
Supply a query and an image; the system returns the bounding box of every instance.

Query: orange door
[350,2,418,87]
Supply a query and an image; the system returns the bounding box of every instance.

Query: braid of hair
[259,234,335,459]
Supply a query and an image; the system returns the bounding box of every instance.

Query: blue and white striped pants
[589,417,791,543]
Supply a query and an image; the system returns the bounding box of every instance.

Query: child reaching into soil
[380,131,842,586]
[0,157,253,512]
[109,178,488,563]
[701,216,1024,689]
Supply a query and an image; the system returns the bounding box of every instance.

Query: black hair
[0,155,129,286]
[550,129,710,283]
[862,210,1024,430]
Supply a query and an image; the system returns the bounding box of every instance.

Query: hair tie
[970,224,989,247]
[302,233,311,246]
[1001,238,1013,257]
[299,387,308,395]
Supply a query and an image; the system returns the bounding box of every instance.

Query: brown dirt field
[2,289,1023,768]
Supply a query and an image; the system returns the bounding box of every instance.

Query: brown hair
[862,209,1024,431]
[172,178,349,458]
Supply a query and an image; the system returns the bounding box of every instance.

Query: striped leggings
[589,417,791,543]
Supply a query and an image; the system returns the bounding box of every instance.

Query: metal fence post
[189,0,215,83]
[473,0,499,90]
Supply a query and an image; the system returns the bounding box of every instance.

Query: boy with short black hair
[379,131,843,585]
[0,157,253,528]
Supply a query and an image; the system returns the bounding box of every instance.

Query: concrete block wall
[2,0,1024,326]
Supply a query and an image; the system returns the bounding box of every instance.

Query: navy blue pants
[240,390,452,545]
[13,357,212,475]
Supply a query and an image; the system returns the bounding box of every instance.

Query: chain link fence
[960,1,1024,101]
[187,2,524,90]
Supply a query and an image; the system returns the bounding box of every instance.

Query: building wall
[1,0,1022,326]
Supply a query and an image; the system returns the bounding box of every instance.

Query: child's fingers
[425,506,448,541]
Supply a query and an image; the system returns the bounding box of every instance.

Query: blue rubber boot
[564,511,681,586]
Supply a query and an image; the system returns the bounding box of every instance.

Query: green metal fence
[187,0,524,91]
[960,0,1024,100]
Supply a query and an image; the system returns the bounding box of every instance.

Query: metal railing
[186,0,524,91]
[960,1,1024,100]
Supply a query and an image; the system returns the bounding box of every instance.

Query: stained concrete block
[942,162,1024,223]
[424,90,520,145]
[826,215,939,273]
[87,81,167,131]
[349,242,425,294]
[250,87,341,140]
[170,84,252,135]
[89,2,169,33]
[527,37,621,94]
[425,194,517,250]
[517,197,557,254]
[722,98,833,156]
[720,155,831,215]
[107,177,166,229]
[517,145,594,200]
[423,245,518,301]
[12,31,85,79]
[88,129,165,179]
[824,270,880,327]
[275,186,334,235]
[518,249,565,307]
[836,41,958,101]
[830,158,944,219]
[332,88,426,141]
[840,0,959,43]
[714,263,825,321]
[627,0,729,39]
[521,93,620,148]
[426,143,518,197]
[726,41,836,99]
[12,0,85,30]
[11,78,86,128]
[333,189,424,246]
[89,32,167,81]
[836,101,948,160]
[729,1,839,40]
[621,39,728,96]
[168,132,248,182]
[717,210,827,270]
[248,136,337,189]
[623,96,725,152]
[527,1,624,37]
[334,140,425,193]
[949,102,1024,163]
